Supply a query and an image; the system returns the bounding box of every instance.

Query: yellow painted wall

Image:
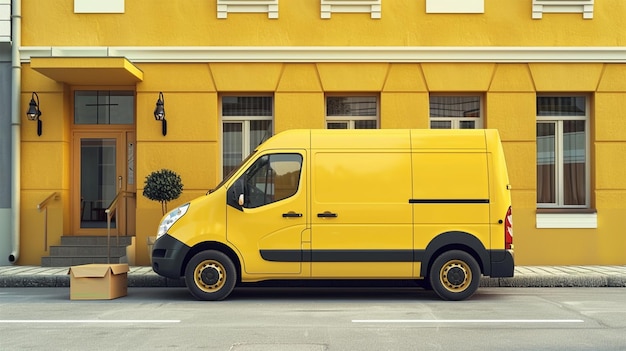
[20,0,626,47]
[15,0,626,266]
[19,61,626,265]
[20,66,68,265]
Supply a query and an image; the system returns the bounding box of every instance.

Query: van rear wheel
[185,250,237,301]
[429,250,480,301]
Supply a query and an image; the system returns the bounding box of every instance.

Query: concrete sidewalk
[1,265,626,288]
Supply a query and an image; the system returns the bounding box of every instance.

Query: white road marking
[352,319,584,323]
[0,320,180,324]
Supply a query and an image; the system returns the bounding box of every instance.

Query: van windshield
[208,151,257,194]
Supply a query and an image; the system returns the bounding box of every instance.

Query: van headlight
[156,203,190,239]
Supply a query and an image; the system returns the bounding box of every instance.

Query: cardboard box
[68,264,129,300]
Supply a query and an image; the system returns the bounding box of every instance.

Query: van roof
[258,129,499,151]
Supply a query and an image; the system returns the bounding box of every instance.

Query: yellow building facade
[9,0,626,266]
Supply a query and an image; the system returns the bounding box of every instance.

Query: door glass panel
[80,138,117,228]
[127,142,135,185]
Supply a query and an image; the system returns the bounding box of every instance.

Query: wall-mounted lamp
[153,92,167,136]
[26,92,43,136]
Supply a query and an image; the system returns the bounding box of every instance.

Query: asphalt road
[1,286,625,350]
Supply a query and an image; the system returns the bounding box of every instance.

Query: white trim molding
[536,212,598,229]
[74,0,124,14]
[217,0,279,19]
[321,0,381,19]
[20,46,626,63]
[426,0,484,14]
[532,0,594,20]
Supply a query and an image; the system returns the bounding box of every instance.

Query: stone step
[41,235,136,267]
[60,235,133,246]
[49,245,127,257]
[41,255,129,267]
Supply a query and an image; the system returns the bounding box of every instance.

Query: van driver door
[225,151,308,275]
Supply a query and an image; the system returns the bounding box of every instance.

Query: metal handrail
[37,192,59,251]
[104,190,136,263]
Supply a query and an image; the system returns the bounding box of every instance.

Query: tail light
[504,206,513,250]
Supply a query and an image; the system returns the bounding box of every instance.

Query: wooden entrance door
[72,131,136,235]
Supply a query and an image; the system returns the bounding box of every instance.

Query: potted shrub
[143,168,184,215]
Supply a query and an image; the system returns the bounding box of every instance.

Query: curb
[2,274,626,288]
[0,275,186,288]
[480,275,626,288]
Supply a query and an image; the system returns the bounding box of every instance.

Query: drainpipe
[9,0,21,263]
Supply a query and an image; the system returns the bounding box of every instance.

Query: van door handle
[282,211,303,218]
[317,211,337,218]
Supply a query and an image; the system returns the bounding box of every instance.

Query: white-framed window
[221,96,273,178]
[74,0,124,13]
[536,95,590,209]
[325,96,378,129]
[429,95,483,129]
[426,0,484,14]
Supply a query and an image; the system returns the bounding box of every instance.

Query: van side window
[241,154,302,208]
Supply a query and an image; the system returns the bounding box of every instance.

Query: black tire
[428,250,480,301]
[184,250,237,301]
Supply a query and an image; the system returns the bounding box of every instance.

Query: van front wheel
[185,250,237,301]
[429,250,480,301]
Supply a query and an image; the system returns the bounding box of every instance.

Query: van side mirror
[228,178,245,211]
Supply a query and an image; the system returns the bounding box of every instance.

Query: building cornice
[19,46,626,63]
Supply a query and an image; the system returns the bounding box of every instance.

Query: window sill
[535,209,597,229]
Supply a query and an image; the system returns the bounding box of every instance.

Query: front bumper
[151,234,191,279]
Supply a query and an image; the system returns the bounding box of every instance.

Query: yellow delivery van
[151,129,514,301]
